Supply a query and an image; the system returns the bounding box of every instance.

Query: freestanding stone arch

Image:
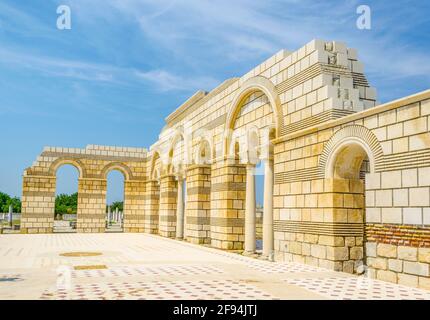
[21,145,147,234]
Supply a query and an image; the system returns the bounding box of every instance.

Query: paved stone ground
[0,233,429,300]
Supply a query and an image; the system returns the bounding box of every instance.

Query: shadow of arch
[100,162,133,180]
[49,158,86,178]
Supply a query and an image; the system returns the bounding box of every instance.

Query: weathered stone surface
[377,243,397,258]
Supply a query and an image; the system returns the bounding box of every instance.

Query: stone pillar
[210,159,246,250]
[20,175,56,234]
[8,205,13,227]
[123,180,146,233]
[158,174,177,238]
[76,178,106,233]
[176,176,185,239]
[143,180,160,234]
[263,158,274,259]
[185,165,211,244]
[244,164,256,254]
[107,206,111,225]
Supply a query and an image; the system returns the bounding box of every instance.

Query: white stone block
[418,167,430,186]
[424,208,430,225]
[366,208,381,223]
[365,173,381,190]
[381,208,402,224]
[381,171,401,189]
[402,169,418,188]
[403,208,422,225]
[347,48,358,60]
[409,187,430,206]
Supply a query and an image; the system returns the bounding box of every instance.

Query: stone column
[244,164,256,254]
[176,176,185,239]
[107,206,111,225]
[158,174,177,238]
[185,165,211,244]
[209,159,246,250]
[262,158,274,259]
[143,180,160,234]
[123,180,146,233]
[20,175,56,234]
[8,205,13,227]
[76,178,106,233]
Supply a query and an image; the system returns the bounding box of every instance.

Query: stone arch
[168,128,187,174]
[247,126,260,164]
[319,125,384,178]
[195,137,213,165]
[150,150,161,180]
[49,158,86,178]
[101,162,132,180]
[224,76,282,156]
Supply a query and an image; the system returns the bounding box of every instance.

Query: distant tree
[55,193,78,214]
[107,201,123,212]
[0,192,21,212]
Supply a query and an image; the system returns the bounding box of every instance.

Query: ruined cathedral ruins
[21,39,430,290]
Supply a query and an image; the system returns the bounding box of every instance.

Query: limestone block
[367,257,387,270]
[403,208,422,225]
[418,276,430,290]
[366,173,381,190]
[381,171,401,189]
[381,208,402,224]
[398,273,418,287]
[388,259,403,273]
[350,247,363,260]
[397,103,420,121]
[409,133,430,151]
[404,117,427,136]
[418,167,430,186]
[397,246,418,261]
[377,270,397,283]
[366,208,381,223]
[403,261,429,277]
[326,246,349,261]
[377,243,397,258]
[418,248,430,263]
[402,169,418,187]
[421,208,430,226]
[366,242,377,257]
[409,187,430,207]
[375,190,392,207]
[393,189,408,207]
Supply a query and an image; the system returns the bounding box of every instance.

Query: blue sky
[1,0,430,204]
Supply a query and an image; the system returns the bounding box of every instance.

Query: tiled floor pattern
[284,277,430,300]
[71,265,224,278]
[40,280,277,300]
[1,233,430,300]
[246,261,330,274]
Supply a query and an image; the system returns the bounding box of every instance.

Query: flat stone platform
[0,233,429,300]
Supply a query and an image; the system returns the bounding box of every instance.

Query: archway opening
[54,164,79,233]
[105,169,125,233]
[328,140,371,274]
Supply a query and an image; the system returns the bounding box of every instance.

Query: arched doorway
[325,138,373,273]
[105,169,125,233]
[54,164,80,233]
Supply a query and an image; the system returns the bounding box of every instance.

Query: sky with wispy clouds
[1,0,430,203]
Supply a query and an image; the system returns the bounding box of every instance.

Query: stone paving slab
[0,233,429,300]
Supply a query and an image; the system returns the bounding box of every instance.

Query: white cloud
[135,69,219,92]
